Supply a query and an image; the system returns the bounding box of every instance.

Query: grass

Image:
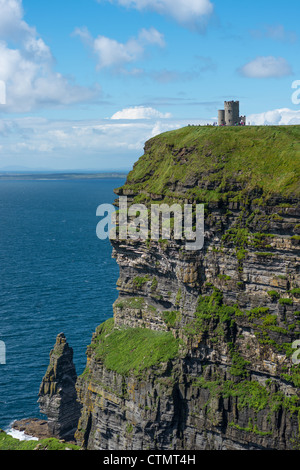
[268,290,281,300]
[279,298,293,305]
[228,343,250,378]
[162,310,180,328]
[194,376,300,415]
[121,126,300,203]
[90,318,181,376]
[0,431,80,450]
[229,422,272,437]
[115,297,145,310]
[290,288,300,296]
[132,275,150,289]
[184,288,241,339]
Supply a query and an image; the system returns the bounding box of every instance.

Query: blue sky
[0,0,299,171]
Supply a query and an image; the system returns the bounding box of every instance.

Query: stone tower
[218,110,225,126]
[224,101,239,126]
[218,100,246,126]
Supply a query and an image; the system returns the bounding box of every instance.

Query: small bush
[279,298,293,305]
[162,311,178,328]
[133,275,150,289]
[290,288,300,297]
[218,274,232,281]
[267,290,280,300]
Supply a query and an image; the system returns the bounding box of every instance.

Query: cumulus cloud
[0,0,98,113]
[0,42,100,113]
[0,0,52,61]
[97,0,214,30]
[239,56,293,78]
[73,26,165,70]
[111,106,171,119]
[248,108,300,125]
[0,0,33,41]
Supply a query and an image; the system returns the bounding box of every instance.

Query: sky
[0,0,299,171]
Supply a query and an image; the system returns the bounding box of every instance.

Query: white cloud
[248,108,300,125]
[111,106,171,119]
[98,0,214,29]
[0,115,214,170]
[239,56,293,78]
[74,27,165,70]
[23,36,52,61]
[138,28,165,47]
[0,0,54,72]
[0,0,31,40]
[0,41,98,112]
[0,0,99,113]
[0,0,52,61]
[95,35,143,68]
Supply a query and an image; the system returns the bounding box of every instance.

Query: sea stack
[38,333,81,441]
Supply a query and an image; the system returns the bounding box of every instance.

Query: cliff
[65,126,300,449]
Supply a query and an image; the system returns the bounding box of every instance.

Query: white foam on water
[5,426,39,441]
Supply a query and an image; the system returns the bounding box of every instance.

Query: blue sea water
[0,177,125,431]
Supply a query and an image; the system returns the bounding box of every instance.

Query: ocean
[0,177,125,433]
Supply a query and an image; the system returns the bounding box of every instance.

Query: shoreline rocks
[11,418,52,440]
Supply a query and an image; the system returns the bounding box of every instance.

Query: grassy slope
[121,126,300,202]
[90,318,180,376]
[0,431,80,450]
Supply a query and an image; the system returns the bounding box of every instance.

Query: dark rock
[69,130,300,450]
[38,333,81,441]
[75,184,300,450]
[12,418,51,440]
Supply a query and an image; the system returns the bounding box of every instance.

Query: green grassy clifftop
[118,125,300,203]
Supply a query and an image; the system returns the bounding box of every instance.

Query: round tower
[218,110,225,126]
[224,101,239,126]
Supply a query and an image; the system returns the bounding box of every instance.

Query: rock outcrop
[38,333,81,441]
[45,126,300,450]
[12,418,52,440]
[74,126,300,450]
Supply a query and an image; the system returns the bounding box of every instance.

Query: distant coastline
[0,171,128,181]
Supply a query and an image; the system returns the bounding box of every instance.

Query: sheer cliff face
[76,126,300,450]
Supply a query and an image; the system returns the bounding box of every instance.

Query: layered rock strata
[38,333,81,441]
[49,126,300,450]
